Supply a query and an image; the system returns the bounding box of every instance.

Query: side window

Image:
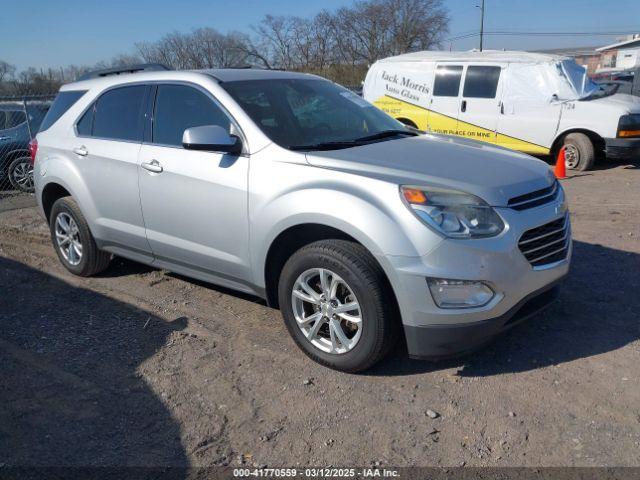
[433,65,463,97]
[39,90,87,132]
[76,105,94,136]
[463,66,501,99]
[93,85,147,141]
[153,84,231,147]
[5,110,26,129]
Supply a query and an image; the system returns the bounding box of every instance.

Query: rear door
[73,84,152,260]
[457,64,504,144]
[427,64,464,135]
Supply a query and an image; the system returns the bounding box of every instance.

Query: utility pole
[479,0,485,51]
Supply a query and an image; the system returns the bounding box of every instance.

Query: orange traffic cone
[554,147,567,179]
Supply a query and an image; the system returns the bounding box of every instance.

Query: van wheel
[49,197,112,277]
[278,240,398,372]
[562,133,595,171]
[397,118,418,129]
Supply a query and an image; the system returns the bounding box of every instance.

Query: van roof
[376,50,568,64]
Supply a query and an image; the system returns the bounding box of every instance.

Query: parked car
[34,66,570,371]
[596,68,639,97]
[363,51,640,171]
[0,103,49,192]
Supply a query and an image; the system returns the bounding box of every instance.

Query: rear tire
[8,157,35,192]
[49,197,111,276]
[278,239,398,372]
[562,133,595,171]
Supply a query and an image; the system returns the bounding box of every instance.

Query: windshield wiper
[354,129,418,143]
[288,129,418,151]
[288,141,362,151]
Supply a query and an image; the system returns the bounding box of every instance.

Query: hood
[305,134,556,207]
[585,93,640,113]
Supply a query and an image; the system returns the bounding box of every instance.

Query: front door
[138,84,250,285]
[427,64,464,136]
[456,65,503,144]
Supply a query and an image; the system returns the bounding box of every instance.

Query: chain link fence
[0,94,55,212]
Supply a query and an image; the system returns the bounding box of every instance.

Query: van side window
[433,65,463,97]
[463,66,501,99]
[153,84,231,147]
[92,85,147,142]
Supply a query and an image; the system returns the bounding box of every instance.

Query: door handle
[73,146,88,156]
[461,100,467,113]
[141,160,163,173]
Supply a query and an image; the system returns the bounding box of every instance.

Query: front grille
[508,181,559,211]
[518,215,570,267]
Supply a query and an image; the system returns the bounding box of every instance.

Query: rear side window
[463,66,501,98]
[39,90,86,132]
[153,84,230,147]
[93,85,147,142]
[433,65,463,97]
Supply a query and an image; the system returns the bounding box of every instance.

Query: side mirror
[182,125,242,155]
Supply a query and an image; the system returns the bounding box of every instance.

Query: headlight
[401,186,505,238]
[617,114,640,138]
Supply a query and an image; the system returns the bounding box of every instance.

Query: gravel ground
[0,160,639,468]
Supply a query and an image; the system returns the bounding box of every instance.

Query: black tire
[397,118,418,129]
[8,156,35,192]
[563,133,595,171]
[278,239,398,372]
[49,197,111,276]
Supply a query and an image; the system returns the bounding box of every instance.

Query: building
[595,34,640,73]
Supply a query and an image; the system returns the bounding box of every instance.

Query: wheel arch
[396,117,418,129]
[263,223,400,318]
[551,128,604,157]
[41,182,73,222]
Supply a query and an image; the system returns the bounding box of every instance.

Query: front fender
[250,185,443,289]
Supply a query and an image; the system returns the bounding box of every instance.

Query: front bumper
[381,199,571,359]
[404,282,561,359]
[605,137,640,160]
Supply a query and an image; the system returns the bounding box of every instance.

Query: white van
[363,50,640,171]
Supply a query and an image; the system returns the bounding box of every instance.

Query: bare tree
[0,60,16,84]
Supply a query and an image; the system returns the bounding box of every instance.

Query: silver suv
[34,66,571,372]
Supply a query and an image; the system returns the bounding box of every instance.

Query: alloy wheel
[55,212,83,266]
[291,268,362,354]
[11,160,34,191]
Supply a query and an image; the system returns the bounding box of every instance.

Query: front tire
[278,240,398,372]
[49,197,111,276]
[562,133,595,171]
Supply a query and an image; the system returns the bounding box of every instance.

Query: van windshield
[221,78,414,151]
[559,60,606,100]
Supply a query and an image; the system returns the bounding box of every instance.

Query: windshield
[559,60,602,99]
[221,78,407,150]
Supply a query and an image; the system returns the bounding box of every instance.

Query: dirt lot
[1,160,639,468]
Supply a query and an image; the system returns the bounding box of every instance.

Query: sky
[1,0,639,71]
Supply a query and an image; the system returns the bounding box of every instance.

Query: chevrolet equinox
[33,66,571,372]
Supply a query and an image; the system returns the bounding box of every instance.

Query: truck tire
[563,133,595,171]
[278,239,398,372]
[49,197,112,277]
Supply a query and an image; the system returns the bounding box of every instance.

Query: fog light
[427,278,494,309]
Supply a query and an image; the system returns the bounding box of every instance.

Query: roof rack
[76,63,170,81]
